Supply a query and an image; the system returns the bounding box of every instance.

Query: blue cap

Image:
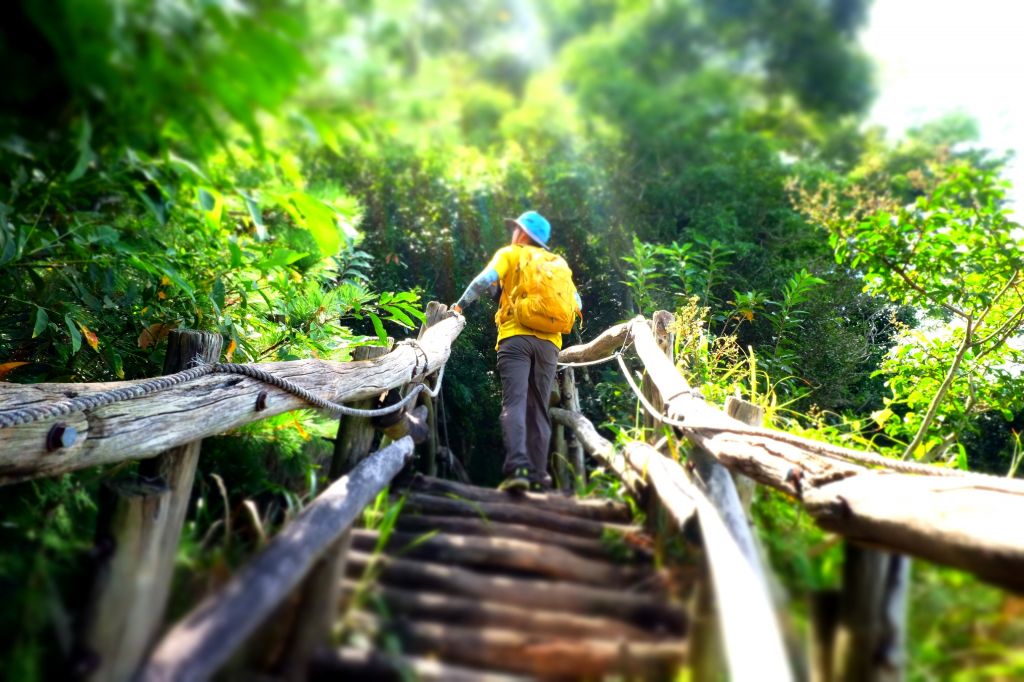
[505,210,551,248]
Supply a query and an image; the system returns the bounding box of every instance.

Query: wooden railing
[548,313,1024,681]
[0,304,464,681]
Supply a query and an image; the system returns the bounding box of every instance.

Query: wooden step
[346,551,686,633]
[393,513,639,561]
[351,613,687,680]
[407,474,632,523]
[310,646,534,682]
[341,582,661,641]
[351,529,648,586]
[403,492,639,539]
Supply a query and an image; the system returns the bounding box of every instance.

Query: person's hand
[449,303,463,317]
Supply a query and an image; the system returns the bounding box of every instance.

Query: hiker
[451,210,582,492]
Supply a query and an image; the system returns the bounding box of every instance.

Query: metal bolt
[255,391,268,411]
[46,423,77,451]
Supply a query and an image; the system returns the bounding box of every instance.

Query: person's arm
[451,250,508,314]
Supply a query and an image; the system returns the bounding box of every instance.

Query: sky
[861,0,1024,216]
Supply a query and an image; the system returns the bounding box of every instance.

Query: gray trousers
[496,335,559,479]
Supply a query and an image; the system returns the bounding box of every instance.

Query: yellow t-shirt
[488,245,563,351]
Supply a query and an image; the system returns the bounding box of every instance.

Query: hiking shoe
[498,467,531,493]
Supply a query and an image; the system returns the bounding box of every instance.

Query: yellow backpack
[504,246,581,334]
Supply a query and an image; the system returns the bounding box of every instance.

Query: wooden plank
[557,319,636,364]
[311,647,533,682]
[351,614,686,680]
[407,474,632,522]
[138,437,415,682]
[549,407,644,492]
[803,473,1024,592]
[342,582,660,641]
[351,528,646,586]
[346,551,687,632]
[81,329,221,682]
[0,315,463,484]
[391,514,630,561]
[403,491,639,540]
[620,440,793,681]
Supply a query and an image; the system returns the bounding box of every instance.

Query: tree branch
[877,255,968,319]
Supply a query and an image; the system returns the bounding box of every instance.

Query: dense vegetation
[1,0,1022,678]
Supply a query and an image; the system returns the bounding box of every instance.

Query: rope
[557,353,622,368]
[0,353,447,429]
[613,353,994,481]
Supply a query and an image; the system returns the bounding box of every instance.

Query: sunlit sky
[862,0,1024,217]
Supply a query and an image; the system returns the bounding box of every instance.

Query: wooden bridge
[2,304,1023,681]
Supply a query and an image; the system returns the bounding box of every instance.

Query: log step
[346,551,686,633]
[408,474,632,523]
[403,492,640,539]
[310,646,534,682]
[351,613,687,680]
[393,512,642,561]
[351,528,649,586]
[341,582,661,641]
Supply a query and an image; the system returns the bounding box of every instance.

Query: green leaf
[228,241,243,268]
[67,115,93,182]
[198,188,216,211]
[368,312,386,342]
[381,305,415,328]
[65,314,82,354]
[32,307,49,338]
[242,193,267,241]
[211,279,226,311]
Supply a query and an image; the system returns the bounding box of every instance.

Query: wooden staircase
[312,475,690,681]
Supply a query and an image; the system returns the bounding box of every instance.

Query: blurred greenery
[1,0,1022,678]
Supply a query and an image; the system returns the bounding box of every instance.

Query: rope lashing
[0,353,447,430]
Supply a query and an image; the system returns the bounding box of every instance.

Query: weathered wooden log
[625,317,1024,592]
[725,396,763,514]
[392,513,627,561]
[417,302,449,477]
[402,491,638,540]
[557,320,632,364]
[0,314,464,484]
[407,474,631,522]
[342,582,659,641]
[346,551,687,633]
[558,367,586,490]
[621,441,697,533]
[311,647,532,682]
[76,479,171,681]
[138,437,415,682]
[273,531,352,681]
[549,407,644,493]
[80,329,221,682]
[329,343,392,479]
[803,473,1024,592]
[351,613,686,680]
[831,545,909,682]
[620,440,793,681]
[351,528,645,586]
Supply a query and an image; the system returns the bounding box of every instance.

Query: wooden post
[724,396,763,515]
[832,545,910,682]
[559,368,586,491]
[329,343,392,479]
[552,422,569,490]
[810,590,841,682]
[80,329,221,682]
[417,302,448,478]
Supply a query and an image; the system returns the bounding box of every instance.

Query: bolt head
[46,423,77,451]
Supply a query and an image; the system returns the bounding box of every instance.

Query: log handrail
[556,316,1024,592]
[0,315,465,485]
[139,436,416,681]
